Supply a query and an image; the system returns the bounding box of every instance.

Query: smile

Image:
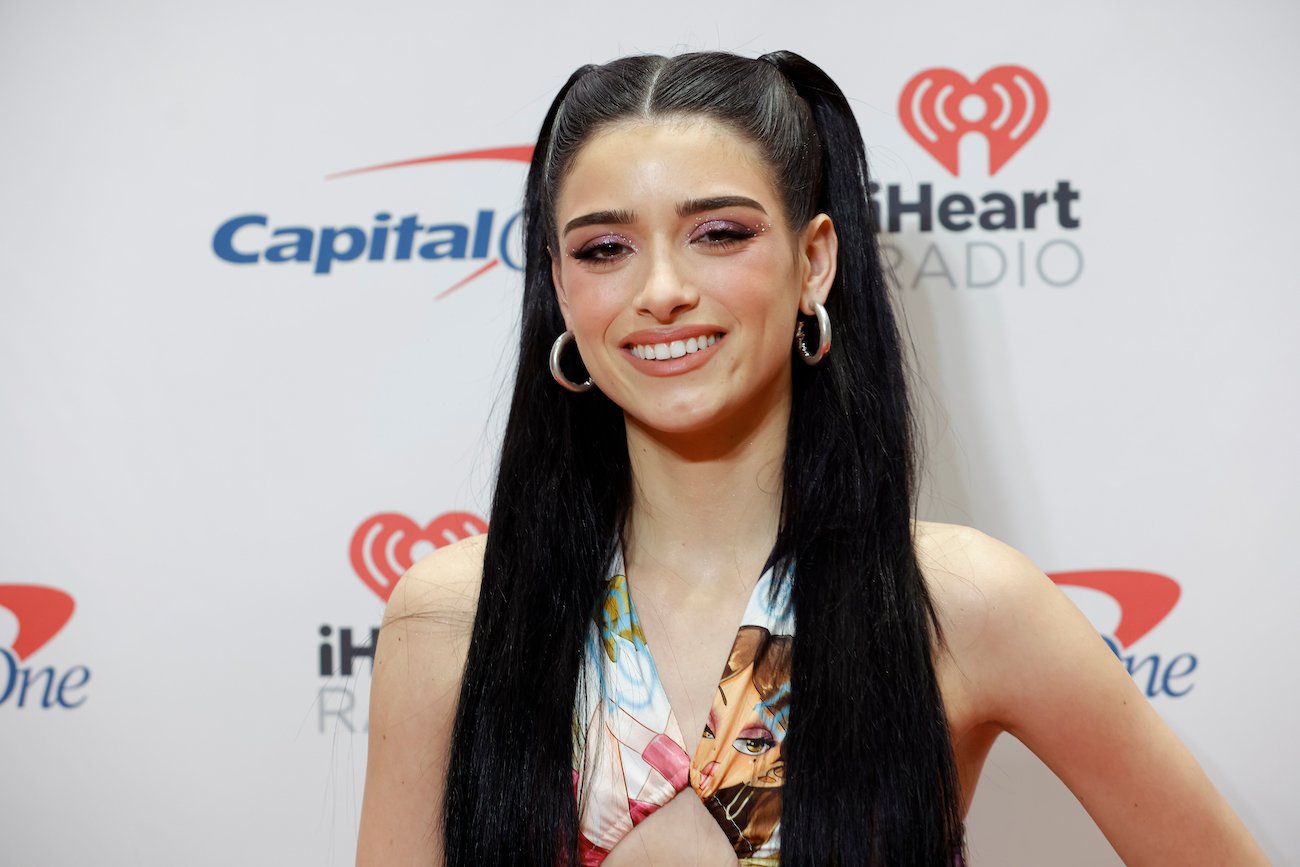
[629,333,722,360]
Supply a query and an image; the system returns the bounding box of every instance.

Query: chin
[618,375,789,439]
[629,406,721,436]
[612,387,724,432]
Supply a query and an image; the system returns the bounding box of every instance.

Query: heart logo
[899,66,1049,176]
[349,511,488,602]
[1048,570,1181,649]
[0,584,76,661]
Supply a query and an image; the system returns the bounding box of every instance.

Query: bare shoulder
[912,518,1030,579]
[356,533,487,867]
[912,518,1131,727]
[382,532,487,627]
[911,519,1056,658]
[910,520,1057,739]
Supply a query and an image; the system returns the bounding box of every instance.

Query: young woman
[356,50,1267,866]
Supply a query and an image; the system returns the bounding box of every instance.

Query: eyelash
[570,237,633,262]
[568,221,761,264]
[692,222,759,249]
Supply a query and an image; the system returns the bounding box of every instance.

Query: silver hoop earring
[549,330,593,392]
[795,301,832,365]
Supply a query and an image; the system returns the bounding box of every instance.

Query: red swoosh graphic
[0,584,76,661]
[1048,570,1180,649]
[327,145,535,179]
[435,258,500,300]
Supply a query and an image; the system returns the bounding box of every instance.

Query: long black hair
[443,50,966,865]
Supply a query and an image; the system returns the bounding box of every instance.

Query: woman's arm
[355,535,485,867]
[942,526,1269,866]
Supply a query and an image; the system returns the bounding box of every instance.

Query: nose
[633,246,698,322]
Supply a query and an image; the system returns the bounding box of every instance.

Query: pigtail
[760,51,969,866]
[442,62,626,867]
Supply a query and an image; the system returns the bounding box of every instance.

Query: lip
[622,328,725,377]
[622,324,724,345]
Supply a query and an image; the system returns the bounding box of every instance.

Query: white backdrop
[2,1,1297,864]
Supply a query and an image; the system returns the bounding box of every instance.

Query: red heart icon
[1048,570,1181,649]
[349,512,488,602]
[0,584,76,661]
[899,66,1049,176]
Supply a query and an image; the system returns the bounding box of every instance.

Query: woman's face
[550,117,836,437]
[694,665,786,797]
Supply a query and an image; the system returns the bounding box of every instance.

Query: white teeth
[630,333,722,360]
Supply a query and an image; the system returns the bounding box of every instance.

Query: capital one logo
[0,584,91,709]
[900,66,1049,176]
[1049,570,1197,698]
[212,145,533,296]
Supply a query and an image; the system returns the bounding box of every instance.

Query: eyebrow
[562,209,634,236]
[560,195,768,237]
[677,196,768,218]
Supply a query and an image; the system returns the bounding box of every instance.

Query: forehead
[555,117,780,221]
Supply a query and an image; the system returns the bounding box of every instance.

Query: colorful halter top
[572,553,794,865]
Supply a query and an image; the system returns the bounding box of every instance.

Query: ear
[797,213,837,315]
[550,246,574,330]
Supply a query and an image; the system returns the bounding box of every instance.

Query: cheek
[697,249,779,286]
[559,245,799,342]
[559,269,628,338]
[699,253,799,326]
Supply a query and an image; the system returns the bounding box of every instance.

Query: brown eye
[733,724,776,756]
[690,219,759,248]
[574,242,624,260]
[733,736,775,756]
[571,233,636,263]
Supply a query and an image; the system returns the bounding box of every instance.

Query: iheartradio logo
[900,66,1049,176]
[349,511,488,602]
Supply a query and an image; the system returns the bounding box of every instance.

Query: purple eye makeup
[565,215,771,264]
[687,218,771,246]
[569,233,638,262]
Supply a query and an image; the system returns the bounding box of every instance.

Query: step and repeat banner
[2,1,1295,864]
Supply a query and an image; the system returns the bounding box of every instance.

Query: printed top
[573,552,794,865]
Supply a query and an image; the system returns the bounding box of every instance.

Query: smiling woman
[551,118,834,436]
[355,50,1268,867]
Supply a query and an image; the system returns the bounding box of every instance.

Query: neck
[623,379,790,592]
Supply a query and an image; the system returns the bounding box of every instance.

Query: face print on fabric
[692,625,793,858]
[575,560,794,866]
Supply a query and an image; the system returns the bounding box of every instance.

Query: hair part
[541,53,820,242]
[443,50,967,866]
